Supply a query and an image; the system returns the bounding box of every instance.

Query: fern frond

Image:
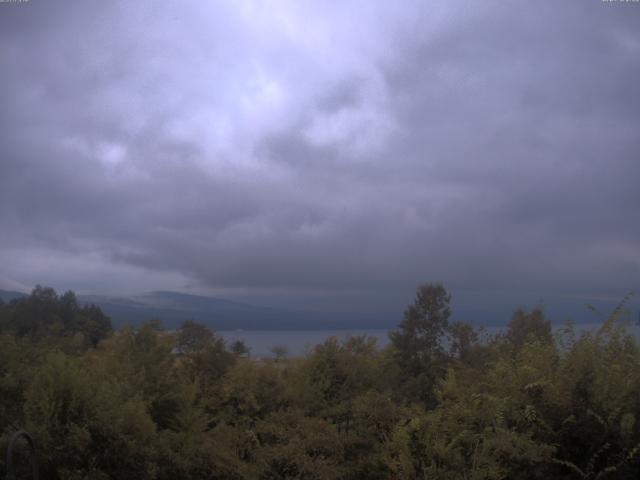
[552,457,586,478]
[596,291,635,339]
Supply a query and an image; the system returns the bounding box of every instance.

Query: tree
[75,304,112,346]
[389,282,451,405]
[8,285,59,338]
[1,286,112,347]
[253,410,345,479]
[230,339,250,357]
[448,321,478,363]
[176,320,214,354]
[270,345,288,362]
[23,352,158,479]
[506,307,552,349]
[175,320,235,404]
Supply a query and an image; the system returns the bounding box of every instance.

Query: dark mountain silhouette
[76,291,349,330]
[0,289,27,303]
[0,289,392,330]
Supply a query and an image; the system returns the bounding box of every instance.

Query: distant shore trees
[0,285,111,347]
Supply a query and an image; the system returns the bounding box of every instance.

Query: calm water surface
[219,322,639,358]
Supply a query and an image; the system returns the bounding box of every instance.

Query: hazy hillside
[76,291,354,330]
[0,289,27,303]
[4,288,637,332]
[0,289,397,330]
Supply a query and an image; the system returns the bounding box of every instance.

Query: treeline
[1,284,639,479]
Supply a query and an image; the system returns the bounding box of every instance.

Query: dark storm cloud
[0,1,638,311]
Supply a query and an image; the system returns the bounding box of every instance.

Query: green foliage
[220,360,289,427]
[389,282,452,406]
[506,307,553,349]
[230,339,251,357]
[0,286,112,347]
[252,410,344,479]
[1,284,640,479]
[23,352,158,479]
[177,319,215,354]
[448,321,479,363]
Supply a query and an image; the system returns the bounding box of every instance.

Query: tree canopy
[1,285,639,479]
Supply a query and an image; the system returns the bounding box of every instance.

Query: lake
[219,329,391,357]
[219,322,639,358]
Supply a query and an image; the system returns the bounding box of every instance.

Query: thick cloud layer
[1,1,639,321]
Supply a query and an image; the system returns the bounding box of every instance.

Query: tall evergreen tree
[389,282,451,405]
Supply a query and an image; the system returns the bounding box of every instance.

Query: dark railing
[5,430,38,480]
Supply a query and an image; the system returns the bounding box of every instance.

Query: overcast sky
[1,1,639,322]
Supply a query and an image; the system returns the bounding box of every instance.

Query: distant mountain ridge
[0,288,394,330]
[0,289,27,303]
[76,290,308,330]
[5,288,631,331]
